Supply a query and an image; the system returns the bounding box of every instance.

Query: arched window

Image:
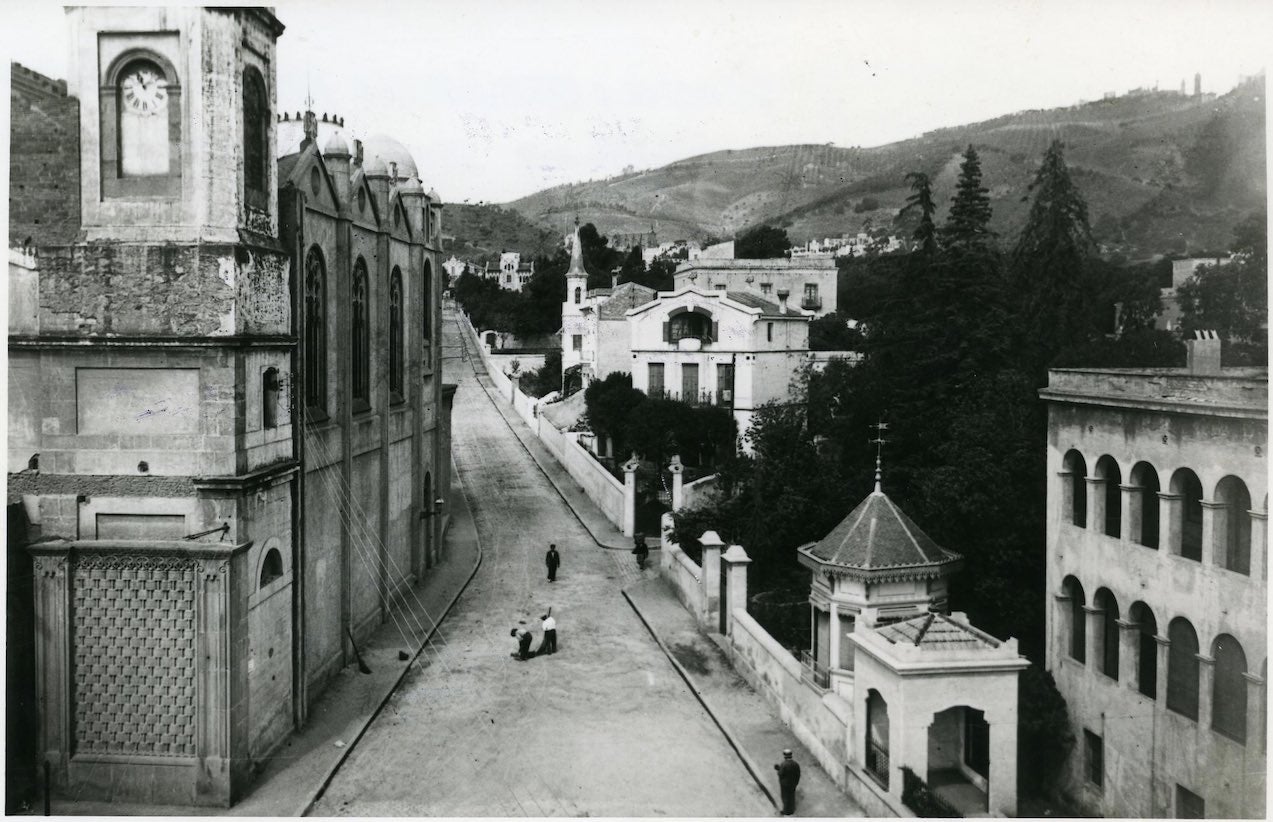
[1212,634,1248,743]
[259,547,283,588]
[117,58,171,176]
[1131,462,1160,548]
[102,53,182,198]
[1094,589,1119,679]
[1215,476,1252,575]
[1130,601,1158,698]
[1171,469,1204,561]
[574,286,582,304]
[1064,576,1086,663]
[242,67,269,205]
[1096,455,1121,538]
[389,267,404,398]
[865,689,890,788]
[304,246,327,413]
[1063,450,1087,528]
[422,260,433,346]
[262,367,279,429]
[352,258,370,406]
[1167,617,1200,720]
[665,309,714,343]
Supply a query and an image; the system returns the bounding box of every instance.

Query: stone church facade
[8,6,453,806]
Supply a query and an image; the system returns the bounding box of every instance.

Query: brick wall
[10,62,81,246]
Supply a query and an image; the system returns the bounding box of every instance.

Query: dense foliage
[735,224,792,259]
[1178,209,1268,364]
[807,311,862,351]
[517,350,562,398]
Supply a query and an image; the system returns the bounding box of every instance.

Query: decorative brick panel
[70,554,199,758]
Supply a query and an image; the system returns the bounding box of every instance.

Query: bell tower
[67,6,285,243]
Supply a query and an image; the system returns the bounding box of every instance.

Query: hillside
[442,203,562,263]
[504,78,1266,259]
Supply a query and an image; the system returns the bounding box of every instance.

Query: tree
[519,350,562,398]
[899,172,938,256]
[940,145,994,250]
[618,246,645,284]
[735,225,792,259]
[578,222,623,290]
[1010,140,1100,376]
[808,312,862,351]
[512,249,569,338]
[583,372,645,457]
[1178,210,1268,360]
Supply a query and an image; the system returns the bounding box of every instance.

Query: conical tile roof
[797,489,961,581]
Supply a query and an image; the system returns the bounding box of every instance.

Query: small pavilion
[796,446,1028,816]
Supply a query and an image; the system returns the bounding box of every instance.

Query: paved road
[310,308,772,817]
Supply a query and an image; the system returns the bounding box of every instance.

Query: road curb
[299,471,485,817]
[621,588,779,812]
[451,310,636,553]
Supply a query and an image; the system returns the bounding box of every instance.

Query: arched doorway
[927,705,990,814]
[866,689,890,788]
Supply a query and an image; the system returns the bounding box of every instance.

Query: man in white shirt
[538,610,557,655]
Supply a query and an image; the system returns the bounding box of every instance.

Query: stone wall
[9,63,81,246]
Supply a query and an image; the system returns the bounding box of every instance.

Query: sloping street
[310,307,772,817]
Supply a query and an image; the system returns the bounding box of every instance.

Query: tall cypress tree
[1011,140,1098,374]
[900,172,938,256]
[941,144,994,249]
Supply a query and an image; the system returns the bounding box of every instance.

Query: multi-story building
[8,7,452,807]
[487,250,534,291]
[1040,339,1266,818]
[674,257,839,317]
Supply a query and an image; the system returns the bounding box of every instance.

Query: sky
[4,0,1271,203]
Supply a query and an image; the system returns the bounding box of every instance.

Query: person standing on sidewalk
[774,749,801,816]
[537,609,557,655]
[545,544,561,582]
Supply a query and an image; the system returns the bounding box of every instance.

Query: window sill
[390,392,406,407]
[352,398,372,416]
[305,407,330,426]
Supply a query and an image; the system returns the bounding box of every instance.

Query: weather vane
[869,419,889,492]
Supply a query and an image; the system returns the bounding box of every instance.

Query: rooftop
[797,489,962,582]
[676,257,837,273]
[1041,366,1268,418]
[877,613,1000,651]
[726,291,805,318]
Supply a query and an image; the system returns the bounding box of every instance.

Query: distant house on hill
[673,257,839,317]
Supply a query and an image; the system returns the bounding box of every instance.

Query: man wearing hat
[774,748,801,815]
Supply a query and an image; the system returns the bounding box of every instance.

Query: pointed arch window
[390,267,404,400]
[422,260,433,349]
[304,246,327,414]
[352,258,371,409]
[243,67,269,208]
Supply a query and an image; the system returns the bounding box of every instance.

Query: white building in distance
[674,257,839,317]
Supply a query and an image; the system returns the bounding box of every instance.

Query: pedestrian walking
[509,626,535,661]
[545,544,561,582]
[774,749,801,815]
[537,608,557,655]
[632,532,649,570]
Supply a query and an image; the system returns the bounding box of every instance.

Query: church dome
[397,177,424,194]
[362,134,417,180]
[322,132,351,157]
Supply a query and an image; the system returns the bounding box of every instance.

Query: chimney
[1186,330,1221,375]
[611,274,618,288]
[776,288,790,313]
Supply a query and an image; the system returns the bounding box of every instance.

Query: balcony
[799,649,830,691]
[801,296,822,310]
[646,388,729,408]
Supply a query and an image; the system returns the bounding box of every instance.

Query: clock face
[121,66,168,115]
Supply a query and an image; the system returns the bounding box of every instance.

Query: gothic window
[243,67,269,207]
[259,548,283,588]
[1212,634,1248,743]
[1167,617,1200,720]
[422,261,433,346]
[574,286,582,304]
[304,247,327,413]
[390,267,404,399]
[352,258,370,408]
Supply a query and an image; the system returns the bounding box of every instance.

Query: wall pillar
[1201,499,1226,568]
[829,601,841,672]
[700,530,724,630]
[668,455,684,511]
[1052,592,1072,669]
[1117,618,1139,691]
[28,543,71,785]
[659,511,675,571]
[898,720,928,801]
[1122,484,1143,545]
[1084,605,1102,669]
[1197,653,1215,730]
[1243,672,1265,753]
[988,719,1019,817]
[1159,492,1182,555]
[721,544,751,636]
[621,454,640,538]
[1248,509,1266,581]
[1086,477,1108,534]
[1057,469,1075,527]
[1154,635,1171,705]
